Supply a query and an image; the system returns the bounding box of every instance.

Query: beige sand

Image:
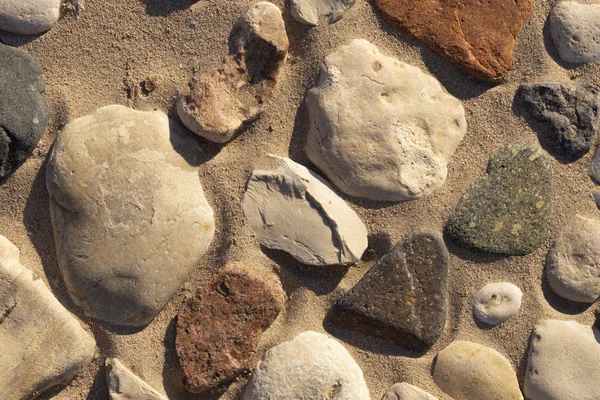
[0,0,599,398]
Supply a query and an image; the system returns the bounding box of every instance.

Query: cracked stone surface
[550,1,600,64]
[516,83,600,161]
[0,235,96,400]
[0,43,50,182]
[473,282,522,325]
[176,262,285,393]
[433,341,523,400]
[372,0,533,82]
[306,39,466,202]
[525,320,600,399]
[242,156,368,266]
[177,2,289,143]
[446,142,554,255]
[290,0,356,26]
[330,232,448,352]
[243,331,370,400]
[46,105,215,326]
[106,358,167,400]
[0,0,61,34]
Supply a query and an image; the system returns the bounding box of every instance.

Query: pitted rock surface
[0,0,61,34]
[550,1,600,64]
[290,0,356,26]
[446,142,554,255]
[106,358,167,400]
[46,105,215,326]
[330,232,448,351]
[176,262,285,393]
[372,0,534,82]
[177,2,289,143]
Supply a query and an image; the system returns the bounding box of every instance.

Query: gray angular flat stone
[0,0,61,35]
[106,358,167,400]
[0,235,96,400]
[446,142,554,255]
[0,43,50,182]
[290,0,356,26]
[588,145,600,183]
[330,232,448,351]
[46,105,215,326]
[550,1,600,64]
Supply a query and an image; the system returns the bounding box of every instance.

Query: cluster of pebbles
[1,0,600,399]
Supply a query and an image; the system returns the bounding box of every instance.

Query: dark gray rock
[0,43,50,181]
[516,83,600,160]
[446,142,554,255]
[330,232,448,352]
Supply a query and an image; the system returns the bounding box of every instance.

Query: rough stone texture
[242,156,368,266]
[175,262,285,393]
[525,319,600,399]
[382,382,438,400]
[546,215,600,303]
[0,43,50,182]
[0,235,96,400]
[46,105,215,326]
[473,282,522,325]
[372,0,533,82]
[550,1,600,64]
[306,39,466,202]
[516,83,600,161]
[446,142,554,255]
[0,0,61,35]
[433,340,523,400]
[588,144,600,183]
[177,2,289,143]
[331,232,448,352]
[290,0,356,26]
[243,331,370,400]
[106,358,167,400]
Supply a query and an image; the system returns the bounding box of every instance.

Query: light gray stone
[525,319,600,399]
[589,144,600,183]
[592,189,600,209]
[242,156,368,266]
[0,235,96,400]
[473,282,522,325]
[106,358,167,400]
[0,0,61,35]
[549,1,600,63]
[244,331,370,400]
[290,0,356,26]
[382,382,438,400]
[546,214,600,303]
[46,105,215,326]
[433,340,523,400]
[306,39,467,202]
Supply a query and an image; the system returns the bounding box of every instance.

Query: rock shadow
[516,331,533,390]
[542,13,585,71]
[138,0,197,17]
[0,31,42,47]
[169,118,223,166]
[362,232,393,262]
[441,227,509,264]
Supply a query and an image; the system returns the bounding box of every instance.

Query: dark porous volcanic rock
[446,142,554,256]
[372,0,533,82]
[330,232,448,352]
[176,262,285,393]
[0,43,50,181]
[516,83,600,161]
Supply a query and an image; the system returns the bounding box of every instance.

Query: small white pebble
[473,282,522,325]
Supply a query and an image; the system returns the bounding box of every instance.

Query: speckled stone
[446,142,554,255]
[330,232,448,352]
[176,262,285,393]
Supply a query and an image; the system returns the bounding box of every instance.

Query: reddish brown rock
[175,262,285,393]
[373,0,534,82]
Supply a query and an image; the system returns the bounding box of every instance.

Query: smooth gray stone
[0,0,61,34]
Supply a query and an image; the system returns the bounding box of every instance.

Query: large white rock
[106,358,167,400]
[46,105,215,326]
[473,282,522,325]
[290,0,356,26]
[0,235,96,400]
[524,319,600,399]
[243,331,370,400]
[382,382,438,400]
[549,1,600,63]
[546,215,600,303]
[306,39,467,202]
[0,0,61,35]
[242,156,368,266]
[433,340,523,400]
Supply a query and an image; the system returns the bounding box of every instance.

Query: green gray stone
[446,142,554,255]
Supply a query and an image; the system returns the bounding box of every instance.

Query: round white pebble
[473,282,522,325]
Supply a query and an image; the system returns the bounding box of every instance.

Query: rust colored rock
[175,262,285,393]
[372,0,534,82]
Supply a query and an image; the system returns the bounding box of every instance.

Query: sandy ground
[1,0,599,399]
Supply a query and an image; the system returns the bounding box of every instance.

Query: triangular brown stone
[330,232,448,352]
[373,0,534,82]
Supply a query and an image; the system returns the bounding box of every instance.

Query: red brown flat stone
[175,262,285,393]
[373,0,534,82]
